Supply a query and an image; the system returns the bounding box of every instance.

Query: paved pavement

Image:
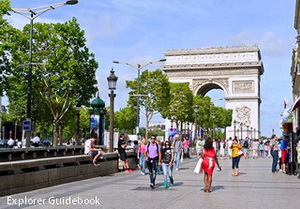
[0,156,299,209]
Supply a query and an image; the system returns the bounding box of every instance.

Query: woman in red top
[200,137,222,193]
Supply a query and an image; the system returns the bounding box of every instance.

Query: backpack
[243,140,249,148]
[147,142,159,155]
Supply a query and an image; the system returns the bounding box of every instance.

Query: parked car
[40,139,52,147]
[0,139,8,148]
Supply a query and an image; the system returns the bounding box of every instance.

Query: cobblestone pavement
[0,156,299,209]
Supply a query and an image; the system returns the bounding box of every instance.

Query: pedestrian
[231,138,242,176]
[242,137,250,159]
[156,139,163,175]
[280,135,290,173]
[270,134,279,173]
[7,138,15,148]
[219,139,225,159]
[251,139,259,159]
[172,134,183,170]
[84,134,103,166]
[161,140,174,188]
[145,135,161,189]
[226,137,233,158]
[138,138,147,175]
[133,140,139,169]
[258,140,265,158]
[182,138,190,159]
[296,141,300,178]
[118,133,133,172]
[200,137,222,193]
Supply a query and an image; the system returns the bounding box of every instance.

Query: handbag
[194,158,203,174]
[238,150,244,156]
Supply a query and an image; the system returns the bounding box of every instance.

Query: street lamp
[76,104,81,145]
[212,112,216,139]
[113,58,166,135]
[193,105,199,139]
[11,0,78,147]
[251,127,253,139]
[233,120,237,139]
[246,125,249,137]
[240,123,243,140]
[107,68,118,152]
[254,128,256,139]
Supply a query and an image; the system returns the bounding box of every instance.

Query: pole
[136,66,141,135]
[241,124,243,140]
[77,111,80,144]
[109,91,116,152]
[25,14,33,147]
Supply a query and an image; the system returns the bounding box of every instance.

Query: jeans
[139,153,146,174]
[174,152,181,169]
[271,150,279,172]
[147,158,158,184]
[162,163,173,182]
[232,156,240,169]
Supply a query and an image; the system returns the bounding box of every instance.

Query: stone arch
[193,80,229,97]
[163,45,264,139]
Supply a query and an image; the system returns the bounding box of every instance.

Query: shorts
[281,150,287,163]
[87,151,99,157]
[119,152,127,161]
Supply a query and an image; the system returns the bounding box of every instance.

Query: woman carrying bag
[199,137,222,193]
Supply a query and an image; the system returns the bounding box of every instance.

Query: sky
[3,0,297,137]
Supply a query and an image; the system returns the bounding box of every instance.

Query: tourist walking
[251,139,259,159]
[161,141,174,188]
[138,138,147,175]
[270,134,279,173]
[145,135,161,189]
[226,137,233,158]
[219,139,225,159]
[172,135,183,170]
[258,140,265,158]
[182,138,191,159]
[231,138,242,176]
[200,137,222,193]
[242,137,250,159]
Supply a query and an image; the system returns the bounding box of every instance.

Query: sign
[168,128,177,137]
[23,120,31,131]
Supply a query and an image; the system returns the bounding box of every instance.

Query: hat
[174,134,179,138]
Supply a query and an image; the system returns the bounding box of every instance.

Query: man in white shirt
[84,135,103,166]
[226,137,233,158]
[7,138,15,148]
[32,135,40,147]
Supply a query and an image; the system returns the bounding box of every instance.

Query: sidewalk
[0,157,299,209]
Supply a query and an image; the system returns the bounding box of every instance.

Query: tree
[0,0,15,95]
[126,69,170,138]
[7,18,98,145]
[167,82,194,131]
[114,107,137,133]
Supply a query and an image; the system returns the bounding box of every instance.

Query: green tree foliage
[193,95,213,129]
[168,82,193,130]
[126,69,170,138]
[7,18,98,145]
[114,107,137,133]
[0,0,15,95]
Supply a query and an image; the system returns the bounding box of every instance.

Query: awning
[291,96,300,112]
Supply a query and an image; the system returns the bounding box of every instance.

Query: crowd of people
[83,132,300,192]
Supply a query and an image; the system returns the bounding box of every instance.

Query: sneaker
[141,172,145,175]
[128,169,134,172]
[124,170,130,173]
[176,168,179,171]
[150,183,155,189]
[93,161,98,167]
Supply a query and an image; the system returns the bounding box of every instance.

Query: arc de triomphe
[163,46,264,139]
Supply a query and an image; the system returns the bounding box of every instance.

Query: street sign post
[23,120,31,131]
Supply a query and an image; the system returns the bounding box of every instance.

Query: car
[40,139,52,147]
[0,139,8,148]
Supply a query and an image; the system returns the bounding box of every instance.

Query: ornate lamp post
[240,122,243,140]
[246,125,249,138]
[212,112,216,139]
[233,120,237,139]
[113,59,166,135]
[11,0,78,147]
[193,105,199,139]
[107,68,118,152]
[254,128,256,139]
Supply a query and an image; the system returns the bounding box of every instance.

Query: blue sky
[4,0,296,137]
